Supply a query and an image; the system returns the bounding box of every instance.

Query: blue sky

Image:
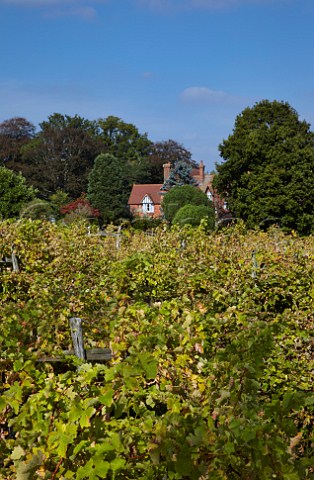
[1,0,314,172]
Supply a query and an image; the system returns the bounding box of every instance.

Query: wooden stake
[69,317,86,360]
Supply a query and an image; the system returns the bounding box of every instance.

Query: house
[128,161,227,218]
[127,183,164,218]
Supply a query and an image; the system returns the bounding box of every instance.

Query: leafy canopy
[19,113,103,199]
[87,153,129,224]
[147,139,196,183]
[98,115,151,163]
[214,100,314,234]
[162,184,212,222]
[0,167,36,219]
[0,117,35,166]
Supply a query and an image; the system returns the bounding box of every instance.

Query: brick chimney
[163,162,171,182]
[199,160,205,184]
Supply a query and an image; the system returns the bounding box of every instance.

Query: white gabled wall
[142,194,154,213]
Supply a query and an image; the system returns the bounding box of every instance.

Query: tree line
[1,100,314,234]
[0,113,196,221]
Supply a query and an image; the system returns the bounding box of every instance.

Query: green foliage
[131,216,164,231]
[214,100,314,235]
[0,221,313,479]
[49,189,70,219]
[20,199,54,220]
[146,140,196,183]
[19,113,103,199]
[88,153,130,224]
[97,116,153,184]
[161,161,198,191]
[173,204,215,228]
[0,167,36,219]
[162,185,211,222]
[98,116,151,163]
[0,117,35,167]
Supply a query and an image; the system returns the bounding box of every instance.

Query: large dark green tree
[147,139,197,183]
[19,113,103,199]
[214,100,314,234]
[162,185,212,223]
[0,117,35,167]
[97,116,152,184]
[87,153,129,224]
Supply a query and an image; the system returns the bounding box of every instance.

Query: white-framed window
[142,195,154,213]
[207,190,213,201]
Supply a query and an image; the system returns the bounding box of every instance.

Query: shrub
[162,185,212,222]
[20,199,54,220]
[0,167,36,219]
[60,194,101,224]
[173,204,215,229]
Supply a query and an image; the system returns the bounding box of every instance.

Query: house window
[207,190,213,201]
[142,195,154,214]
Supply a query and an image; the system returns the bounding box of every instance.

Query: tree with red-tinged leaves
[0,117,35,166]
[147,139,197,183]
[60,194,101,221]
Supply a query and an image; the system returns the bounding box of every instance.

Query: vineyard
[0,220,313,479]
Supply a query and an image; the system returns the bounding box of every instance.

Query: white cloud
[0,0,107,19]
[1,0,288,8]
[44,6,97,20]
[136,0,288,12]
[181,86,230,104]
[2,0,66,4]
[0,0,289,17]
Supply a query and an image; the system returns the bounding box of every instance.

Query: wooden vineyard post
[38,318,112,367]
[11,249,19,273]
[69,317,86,361]
[251,250,258,279]
[116,225,122,250]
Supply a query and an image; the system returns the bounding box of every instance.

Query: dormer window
[142,194,154,214]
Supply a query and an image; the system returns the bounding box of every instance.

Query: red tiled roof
[128,184,163,206]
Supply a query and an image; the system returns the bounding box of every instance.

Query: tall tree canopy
[214,100,314,234]
[97,116,152,184]
[87,153,129,224]
[0,117,35,166]
[20,113,103,199]
[98,116,151,161]
[147,139,197,183]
